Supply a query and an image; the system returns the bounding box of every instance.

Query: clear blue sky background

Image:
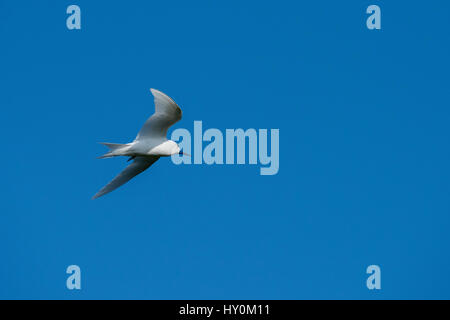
[1,0,449,299]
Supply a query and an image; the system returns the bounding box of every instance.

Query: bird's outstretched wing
[92,156,159,199]
[135,89,182,141]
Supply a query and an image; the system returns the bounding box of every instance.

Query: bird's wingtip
[92,192,102,200]
[150,88,163,96]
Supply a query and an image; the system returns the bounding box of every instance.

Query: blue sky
[1,0,449,299]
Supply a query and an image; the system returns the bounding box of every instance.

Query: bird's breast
[146,141,173,156]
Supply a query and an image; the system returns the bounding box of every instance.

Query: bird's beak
[181,152,191,157]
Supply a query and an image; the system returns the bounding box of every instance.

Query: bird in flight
[92,89,187,199]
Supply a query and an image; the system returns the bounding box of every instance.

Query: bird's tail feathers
[97,142,129,159]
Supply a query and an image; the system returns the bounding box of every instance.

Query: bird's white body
[93,89,184,199]
[107,139,180,158]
